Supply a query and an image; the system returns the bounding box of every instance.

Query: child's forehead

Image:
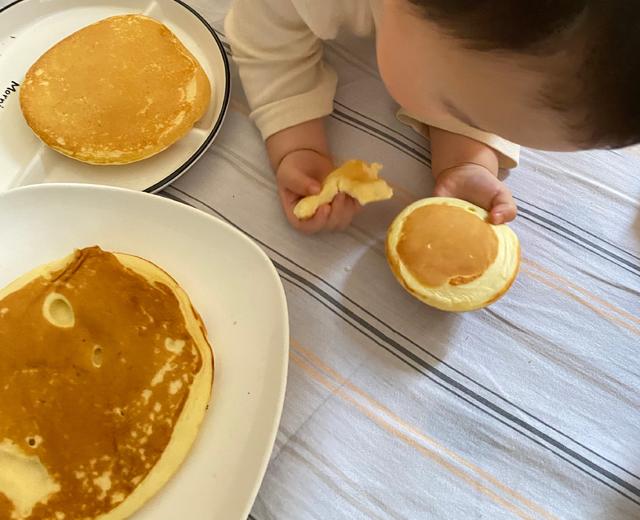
[378,2,585,150]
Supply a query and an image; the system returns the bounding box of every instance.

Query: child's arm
[267,119,360,233]
[226,0,360,233]
[225,0,337,140]
[429,127,517,224]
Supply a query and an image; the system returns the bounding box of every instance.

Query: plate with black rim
[0,0,230,193]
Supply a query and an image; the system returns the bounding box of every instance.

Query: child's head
[377,0,639,151]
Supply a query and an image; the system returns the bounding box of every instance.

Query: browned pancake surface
[397,204,499,287]
[20,15,211,164]
[0,247,203,518]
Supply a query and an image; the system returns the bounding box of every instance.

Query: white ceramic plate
[0,0,230,193]
[0,184,289,520]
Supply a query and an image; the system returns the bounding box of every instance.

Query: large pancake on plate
[0,247,213,519]
[19,15,211,165]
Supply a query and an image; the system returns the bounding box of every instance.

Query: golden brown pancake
[293,160,393,219]
[0,247,213,519]
[386,197,520,311]
[19,15,211,164]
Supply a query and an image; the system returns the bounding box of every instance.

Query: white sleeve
[397,108,520,169]
[224,0,338,140]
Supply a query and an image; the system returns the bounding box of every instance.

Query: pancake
[386,197,520,312]
[294,160,393,219]
[0,247,214,519]
[19,15,211,164]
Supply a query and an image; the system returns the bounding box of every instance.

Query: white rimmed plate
[0,0,230,192]
[0,184,288,519]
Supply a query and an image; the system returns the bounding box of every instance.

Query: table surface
[3,1,640,519]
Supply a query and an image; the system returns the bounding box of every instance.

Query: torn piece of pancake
[19,14,211,165]
[0,247,213,519]
[386,197,520,312]
[293,160,393,220]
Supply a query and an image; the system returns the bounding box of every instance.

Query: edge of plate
[146,0,232,193]
[0,0,22,13]
[0,0,232,194]
[0,182,289,519]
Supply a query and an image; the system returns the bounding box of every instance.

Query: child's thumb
[281,168,322,196]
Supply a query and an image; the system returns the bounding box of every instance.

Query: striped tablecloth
[6,1,640,518]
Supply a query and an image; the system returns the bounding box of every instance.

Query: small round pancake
[0,247,213,519]
[386,197,520,312]
[19,14,211,165]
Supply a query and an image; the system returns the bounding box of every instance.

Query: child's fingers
[328,194,360,231]
[279,184,359,233]
[326,193,349,230]
[349,197,362,215]
[281,186,313,208]
[339,196,362,230]
[278,166,321,196]
[295,204,331,234]
[279,186,331,233]
[490,190,517,224]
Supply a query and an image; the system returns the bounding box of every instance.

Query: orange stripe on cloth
[523,269,640,337]
[291,341,558,520]
[523,258,640,328]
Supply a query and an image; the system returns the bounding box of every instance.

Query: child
[225,0,639,233]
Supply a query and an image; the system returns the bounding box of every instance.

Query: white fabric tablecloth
[4,1,640,518]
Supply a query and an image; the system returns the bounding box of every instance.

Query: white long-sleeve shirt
[224,0,519,168]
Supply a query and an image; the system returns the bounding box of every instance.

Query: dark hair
[408,0,640,148]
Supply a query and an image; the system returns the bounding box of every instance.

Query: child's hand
[276,149,360,233]
[432,163,517,224]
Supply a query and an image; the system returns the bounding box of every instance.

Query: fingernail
[309,182,321,194]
